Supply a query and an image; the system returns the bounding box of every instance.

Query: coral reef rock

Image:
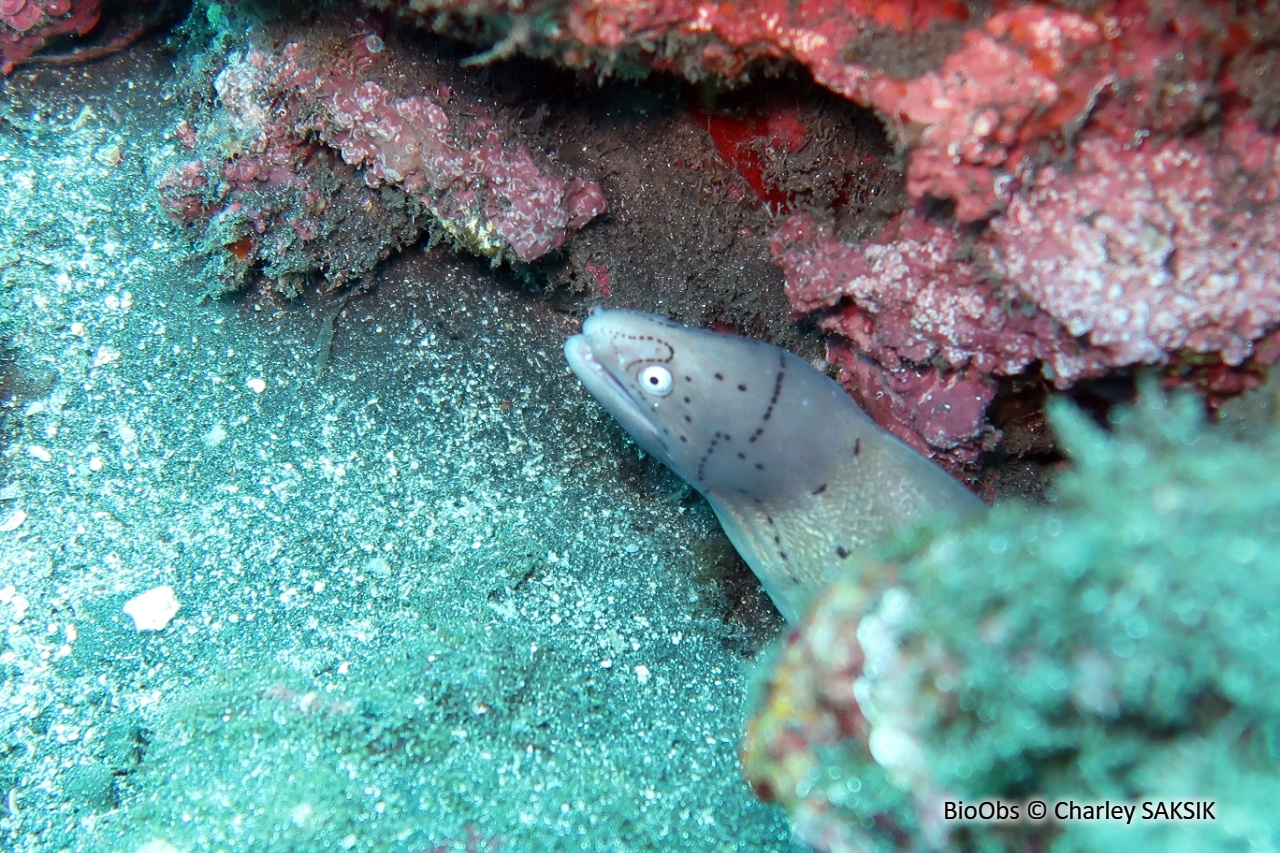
[157,21,606,294]
[0,0,99,73]
[370,0,1280,463]
[743,385,1280,852]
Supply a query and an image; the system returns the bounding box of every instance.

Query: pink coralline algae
[0,0,99,74]
[779,112,1280,458]
[320,75,606,262]
[774,212,1098,465]
[368,1,1279,221]
[371,0,1280,463]
[991,119,1280,370]
[777,213,1077,379]
[824,342,997,468]
[158,29,606,291]
[864,6,1108,223]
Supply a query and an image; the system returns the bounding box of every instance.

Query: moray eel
[564,309,984,623]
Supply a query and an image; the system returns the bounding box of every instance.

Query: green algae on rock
[743,383,1280,852]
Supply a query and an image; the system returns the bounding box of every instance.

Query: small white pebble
[27,445,52,462]
[246,377,266,394]
[88,457,104,472]
[92,346,121,367]
[203,423,228,447]
[290,802,315,828]
[600,659,612,669]
[0,586,30,622]
[0,509,27,532]
[123,585,181,631]
[94,143,123,167]
[69,322,86,337]
[635,664,651,685]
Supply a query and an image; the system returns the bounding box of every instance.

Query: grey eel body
[565,309,983,622]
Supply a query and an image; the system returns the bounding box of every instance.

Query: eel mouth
[565,333,627,405]
[565,333,608,389]
[564,331,662,448]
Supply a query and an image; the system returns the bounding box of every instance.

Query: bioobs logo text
[942,801,1024,822]
[941,798,1218,824]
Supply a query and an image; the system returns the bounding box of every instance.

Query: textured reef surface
[368,0,1280,466]
[0,0,99,74]
[744,385,1280,851]
[157,15,607,294]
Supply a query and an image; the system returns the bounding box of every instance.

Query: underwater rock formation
[778,113,1280,458]
[156,17,606,294]
[0,0,99,73]
[742,385,1280,852]
[991,122,1280,371]
[364,1,1279,216]
[774,211,1091,469]
[369,0,1280,461]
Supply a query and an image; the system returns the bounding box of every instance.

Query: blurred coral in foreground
[0,0,98,73]
[157,17,606,294]
[371,0,1280,462]
[742,385,1280,851]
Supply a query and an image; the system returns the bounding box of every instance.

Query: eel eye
[637,365,673,397]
